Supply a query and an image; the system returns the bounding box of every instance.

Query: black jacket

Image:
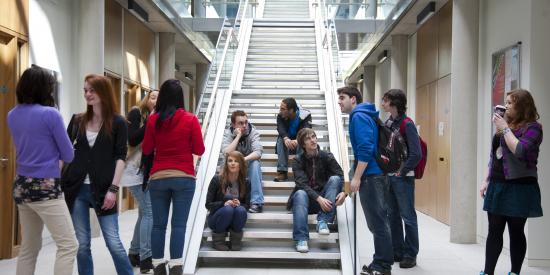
[287,149,344,210]
[205,175,251,215]
[62,114,128,216]
[126,107,153,187]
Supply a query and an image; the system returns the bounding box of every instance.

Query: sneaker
[393,256,402,263]
[273,171,288,182]
[317,221,330,235]
[360,264,391,275]
[140,256,153,273]
[399,257,416,268]
[248,204,263,213]
[153,262,167,275]
[295,240,308,253]
[128,253,140,267]
[479,272,486,275]
[508,273,518,275]
[168,265,183,275]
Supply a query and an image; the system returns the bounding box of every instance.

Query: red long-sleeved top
[142,109,205,176]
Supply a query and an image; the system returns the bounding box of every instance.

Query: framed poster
[491,43,521,108]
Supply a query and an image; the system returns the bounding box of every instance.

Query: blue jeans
[207,205,248,233]
[388,175,419,260]
[128,184,153,259]
[276,136,302,172]
[148,177,195,260]
[71,185,133,275]
[248,160,264,205]
[292,175,343,241]
[359,174,393,272]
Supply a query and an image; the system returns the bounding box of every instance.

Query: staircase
[195,0,343,272]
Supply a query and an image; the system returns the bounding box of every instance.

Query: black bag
[374,118,408,174]
[60,114,80,190]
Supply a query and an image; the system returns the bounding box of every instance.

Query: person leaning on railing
[480,89,543,275]
[205,151,251,251]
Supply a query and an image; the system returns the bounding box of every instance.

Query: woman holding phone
[480,89,543,275]
[205,151,251,251]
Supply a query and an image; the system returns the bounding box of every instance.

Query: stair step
[261,166,292,174]
[230,98,325,105]
[233,89,323,95]
[246,118,328,126]
[257,129,328,136]
[199,241,340,260]
[261,141,330,148]
[248,212,316,224]
[202,228,338,240]
[263,181,295,189]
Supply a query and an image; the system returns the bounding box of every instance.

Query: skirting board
[528,259,550,267]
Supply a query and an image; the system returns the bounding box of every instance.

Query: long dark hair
[16,65,55,107]
[155,79,184,129]
[506,89,540,129]
[219,151,248,200]
[80,74,119,137]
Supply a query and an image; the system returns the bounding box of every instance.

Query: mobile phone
[494,105,506,117]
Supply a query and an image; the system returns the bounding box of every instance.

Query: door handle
[0,157,8,168]
[439,157,445,162]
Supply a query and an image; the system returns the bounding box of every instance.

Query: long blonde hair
[137,90,157,126]
[219,151,248,200]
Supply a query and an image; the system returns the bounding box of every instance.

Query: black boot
[128,253,140,267]
[211,232,229,251]
[153,262,167,275]
[140,256,153,273]
[169,265,183,275]
[229,230,243,251]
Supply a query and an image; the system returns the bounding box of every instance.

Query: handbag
[60,114,80,190]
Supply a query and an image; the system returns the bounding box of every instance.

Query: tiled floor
[0,205,549,275]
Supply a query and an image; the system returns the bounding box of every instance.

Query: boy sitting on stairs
[287,128,348,253]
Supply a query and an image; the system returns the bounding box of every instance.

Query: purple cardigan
[7,104,74,178]
[488,122,543,180]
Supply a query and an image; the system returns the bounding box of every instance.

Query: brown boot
[211,232,229,251]
[273,171,288,182]
[229,230,243,251]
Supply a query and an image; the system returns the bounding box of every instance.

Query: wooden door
[415,82,438,218]
[0,32,24,259]
[435,75,451,224]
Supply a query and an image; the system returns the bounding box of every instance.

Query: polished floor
[1,202,549,275]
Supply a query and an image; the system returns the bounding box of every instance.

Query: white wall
[527,0,550,266]
[374,58,390,118]
[477,0,550,265]
[407,33,417,121]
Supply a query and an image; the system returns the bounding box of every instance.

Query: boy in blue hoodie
[338,86,392,275]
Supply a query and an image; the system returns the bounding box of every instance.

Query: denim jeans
[276,136,302,172]
[388,175,419,260]
[292,175,343,241]
[359,174,393,272]
[71,185,133,275]
[207,205,248,233]
[248,160,264,205]
[128,184,153,259]
[148,177,195,260]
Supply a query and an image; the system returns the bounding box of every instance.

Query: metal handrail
[182,1,252,273]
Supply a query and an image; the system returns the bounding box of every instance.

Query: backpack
[399,117,428,179]
[375,118,408,174]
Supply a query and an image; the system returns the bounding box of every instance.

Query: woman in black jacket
[120,90,157,273]
[63,74,132,275]
[205,151,251,251]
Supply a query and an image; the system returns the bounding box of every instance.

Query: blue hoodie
[349,102,383,176]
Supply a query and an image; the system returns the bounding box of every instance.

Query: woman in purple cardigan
[7,65,78,275]
[480,89,543,275]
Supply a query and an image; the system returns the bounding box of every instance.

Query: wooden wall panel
[416,12,439,88]
[438,2,452,78]
[123,11,155,88]
[0,0,29,37]
[436,75,451,224]
[414,85,431,215]
[105,0,123,75]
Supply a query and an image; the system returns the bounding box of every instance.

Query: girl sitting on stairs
[205,151,252,251]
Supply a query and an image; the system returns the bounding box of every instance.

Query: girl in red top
[142,79,205,274]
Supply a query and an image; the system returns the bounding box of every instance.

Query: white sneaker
[317,221,330,235]
[295,240,308,253]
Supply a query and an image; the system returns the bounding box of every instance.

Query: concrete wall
[477,0,550,265]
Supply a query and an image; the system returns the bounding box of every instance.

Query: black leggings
[484,212,527,274]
